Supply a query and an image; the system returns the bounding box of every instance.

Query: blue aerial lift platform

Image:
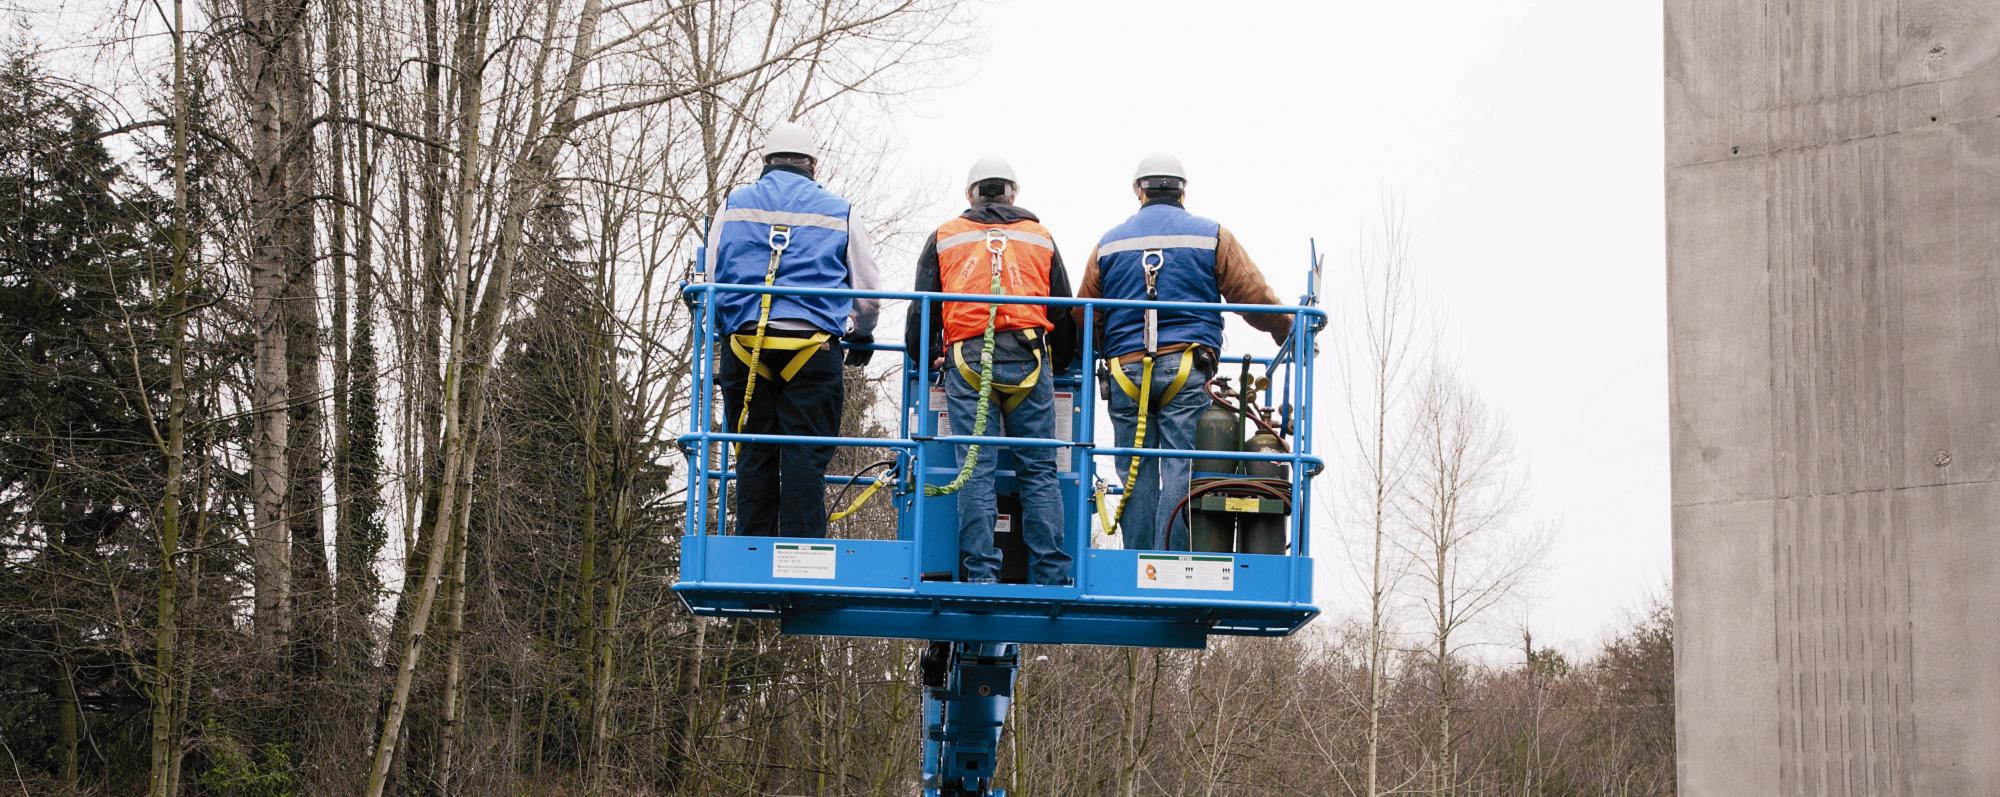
[674,248,1325,796]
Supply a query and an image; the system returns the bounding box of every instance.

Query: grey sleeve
[846,215,882,336]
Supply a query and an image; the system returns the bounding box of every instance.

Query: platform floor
[674,535,1318,649]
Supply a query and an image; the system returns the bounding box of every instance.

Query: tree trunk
[147,1,193,788]
[333,12,385,669]
[361,1,489,791]
[577,370,602,776]
[55,653,78,794]
[435,472,473,792]
[241,0,315,659]
[286,238,331,676]
[1435,599,1451,797]
[1118,649,1141,797]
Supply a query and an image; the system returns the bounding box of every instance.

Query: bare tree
[1400,365,1544,796]
[1335,205,1424,797]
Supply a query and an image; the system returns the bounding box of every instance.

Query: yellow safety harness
[952,328,1045,413]
[925,230,1015,498]
[1095,249,1199,536]
[731,225,830,452]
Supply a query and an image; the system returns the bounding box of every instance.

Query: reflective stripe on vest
[712,171,853,336]
[715,207,850,232]
[1096,234,1217,257]
[935,217,1056,345]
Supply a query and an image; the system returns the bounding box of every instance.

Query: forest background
[0,0,1672,793]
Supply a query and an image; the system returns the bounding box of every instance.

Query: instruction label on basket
[1136,554,1235,591]
[930,386,952,435]
[772,543,836,579]
[932,388,1073,441]
[1052,391,1074,441]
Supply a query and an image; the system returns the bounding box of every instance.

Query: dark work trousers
[718,334,845,537]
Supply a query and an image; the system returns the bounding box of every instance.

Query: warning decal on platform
[773,543,837,579]
[1136,553,1235,591]
[931,386,951,435]
[1053,391,1074,441]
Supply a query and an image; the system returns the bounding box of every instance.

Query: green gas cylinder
[1237,420,1291,554]
[1193,398,1243,476]
[1242,429,1288,480]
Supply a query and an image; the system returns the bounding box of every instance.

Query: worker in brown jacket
[1074,152,1292,551]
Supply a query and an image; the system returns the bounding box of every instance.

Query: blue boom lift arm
[921,641,1019,796]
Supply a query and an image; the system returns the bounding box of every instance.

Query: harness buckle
[1140,249,1165,284]
[984,229,1009,274]
[767,224,792,253]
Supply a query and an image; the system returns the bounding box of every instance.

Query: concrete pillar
[1666,2,2000,795]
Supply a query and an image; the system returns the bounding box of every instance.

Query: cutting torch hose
[830,459,899,522]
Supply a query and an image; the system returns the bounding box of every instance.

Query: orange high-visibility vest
[935,217,1056,345]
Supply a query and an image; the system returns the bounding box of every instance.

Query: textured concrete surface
[1665,2,2000,795]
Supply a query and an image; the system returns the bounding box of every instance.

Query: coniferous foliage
[0,50,175,793]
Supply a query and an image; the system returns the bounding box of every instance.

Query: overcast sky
[872,0,1668,649]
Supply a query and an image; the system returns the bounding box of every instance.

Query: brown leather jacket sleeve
[1070,244,1102,332]
[1214,226,1294,345]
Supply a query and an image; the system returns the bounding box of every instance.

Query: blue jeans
[944,359,1071,585]
[1107,351,1212,551]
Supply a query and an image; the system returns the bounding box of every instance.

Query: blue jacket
[705,167,879,336]
[1091,202,1224,357]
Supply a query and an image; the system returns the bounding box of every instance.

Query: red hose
[1167,477,1292,535]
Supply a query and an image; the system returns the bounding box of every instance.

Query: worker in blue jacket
[704,121,880,537]
[1075,153,1293,551]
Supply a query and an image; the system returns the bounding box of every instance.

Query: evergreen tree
[0,48,173,792]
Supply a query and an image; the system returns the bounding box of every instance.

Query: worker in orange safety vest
[907,157,1079,584]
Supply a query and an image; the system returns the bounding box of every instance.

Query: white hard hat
[1133,152,1186,183]
[965,156,1017,190]
[762,121,820,161]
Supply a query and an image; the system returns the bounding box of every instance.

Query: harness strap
[730,332,829,381]
[1109,344,1197,404]
[1141,248,1164,355]
[732,225,789,446]
[1094,479,1120,537]
[951,331,1045,413]
[1109,355,1155,533]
